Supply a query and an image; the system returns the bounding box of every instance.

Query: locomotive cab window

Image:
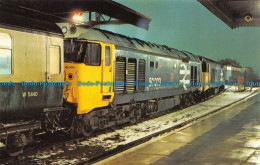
[0,32,12,75]
[191,66,198,82]
[194,66,198,82]
[211,69,215,82]
[84,43,101,66]
[64,40,101,66]
[202,61,207,72]
[191,66,194,81]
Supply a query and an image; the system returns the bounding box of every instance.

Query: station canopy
[0,0,151,30]
[198,0,260,29]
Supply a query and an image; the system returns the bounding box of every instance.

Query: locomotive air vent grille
[115,57,126,93]
[138,60,146,92]
[127,59,137,93]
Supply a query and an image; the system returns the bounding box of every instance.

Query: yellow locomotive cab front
[64,40,115,114]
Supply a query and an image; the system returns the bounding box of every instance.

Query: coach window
[155,62,158,68]
[0,32,12,75]
[50,45,61,75]
[105,46,110,66]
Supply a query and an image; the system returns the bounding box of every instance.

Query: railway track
[0,93,215,164]
[1,89,258,165]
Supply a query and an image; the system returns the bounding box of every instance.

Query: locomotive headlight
[61,26,68,34]
[72,13,83,22]
[244,13,253,23]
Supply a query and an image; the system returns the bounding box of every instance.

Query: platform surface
[98,93,260,165]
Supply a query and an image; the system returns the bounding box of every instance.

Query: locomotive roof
[199,56,221,65]
[220,59,242,68]
[76,27,200,62]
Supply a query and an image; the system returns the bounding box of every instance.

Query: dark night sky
[101,0,260,76]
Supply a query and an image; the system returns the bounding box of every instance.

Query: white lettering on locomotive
[179,63,190,90]
[149,77,162,86]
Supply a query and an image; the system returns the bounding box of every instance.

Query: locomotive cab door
[202,61,210,91]
[101,44,114,98]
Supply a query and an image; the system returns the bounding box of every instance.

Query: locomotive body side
[113,47,201,105]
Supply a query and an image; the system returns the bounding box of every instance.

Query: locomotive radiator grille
[115,57,126,93]
[127,59,137,93]
[138,59,146,92]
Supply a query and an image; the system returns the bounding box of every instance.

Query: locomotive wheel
[81,115,93,137]
[69,119,77,138]
[180,95,187,108]
[5,133,27,156]
[194,92,201,103]
[129,107,138,124]
[206,90,211,99]
[190,93,196,105]
[180,95,185,108]
[184,95,190,107]
[81,122,93,137]
[134,107,142,122]
[202,91,205,100]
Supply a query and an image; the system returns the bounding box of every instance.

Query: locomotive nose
[64,64,78,103]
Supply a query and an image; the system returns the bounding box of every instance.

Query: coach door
[47,37,63,83]
[101,44,114,97]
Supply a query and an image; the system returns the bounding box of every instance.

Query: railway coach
[0,11,65,155]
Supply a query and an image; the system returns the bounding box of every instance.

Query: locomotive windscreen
[64,40,101,66]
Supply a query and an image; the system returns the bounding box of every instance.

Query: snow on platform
[81,88,260,151]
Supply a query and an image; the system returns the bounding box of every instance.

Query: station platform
[96,93,260,165]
